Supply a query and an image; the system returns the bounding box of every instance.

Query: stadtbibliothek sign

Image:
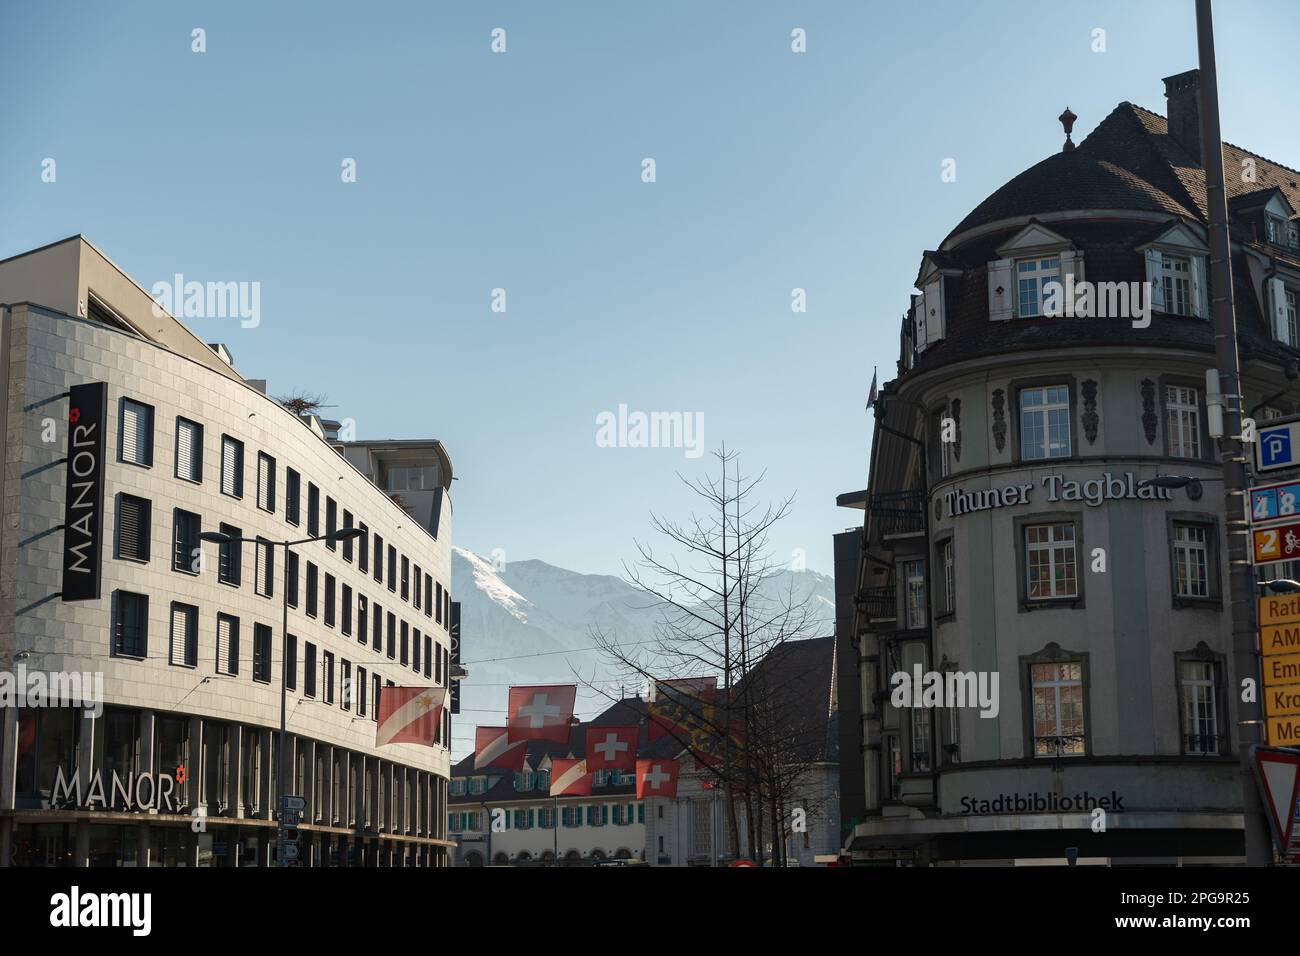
[61,382,108,601]
[943,471,1174,519]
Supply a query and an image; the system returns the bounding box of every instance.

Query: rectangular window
[1016,256,1061,318]
[307,484,320,536]
[253,624,272,683]
[387,545,397,592]
[286,551,299,608]
[286,635,298,692]
[342,585,353,636]
[114,591,148,657]
[413,565,422,610]
[373,534,383,583]
[436,581,443,625]
[1030,661,1085,757]
[1181,661,1223,750]
[216,613,239,676]
[1162,254,1192,316]
[1025,522,1078,600]
[1173,522,1210,598]
[343,511,355,562]
[285,468,301,525]
[401,621,409,666]
[1019,385,1071,460]
[371,673,381,722]
[357,594,369,645]
[220,436,243,498]
[119,398,154,466]
[426,636,434,680]
[413,627,421,672]
[117,494,151,562]
[358,522,369,572]
[323,652,335,705]
[173,509,200,574]
[325,573,336,627]
[1165,385,1201,459]
[169,602,198,667]
[306,562,318,617]
[326,498,337,550]
[341,660,351,710]
[175,417,202,482]
[217,523,241,587]
[372,602,383,651]
[939,539,954,617]
[257,452,276,512]
[932,407,950,479]
[905,643,930,771]
[255,538,274,598]
[424,574,433,618]
[304,643,317,698]
[358,666,367,715]
[386,612,396,659]
[401,556,410,601]
[902,559,926,630]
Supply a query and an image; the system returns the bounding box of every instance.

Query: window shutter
[118,496,147,560]
[1269,277,1289,343]
[177,420,199,480]
[923,278,945,345]
[170,605,190,665]
[221,438,239,496]
[121,402,141,463]
[217,615,238,675]
[987,259,1014,321]
[1145,249,1166,313]
[258,455,272,508]
[1059,249,1084,297]
[601,804,609,825]
[912,294,927,353]
[1190,255,1208,320]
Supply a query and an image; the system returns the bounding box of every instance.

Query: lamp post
[200,525,365,867]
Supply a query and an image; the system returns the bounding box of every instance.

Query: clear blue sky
[3,1,1295,576]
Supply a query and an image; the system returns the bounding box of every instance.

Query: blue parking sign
[1259,424,1298,471]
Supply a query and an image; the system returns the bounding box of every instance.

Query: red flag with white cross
[585,725,638,771]
[636,758,680,799]
[473,725,528,771]
[375,686,446,747]
[549,757,593,797]
[507,684,577,743]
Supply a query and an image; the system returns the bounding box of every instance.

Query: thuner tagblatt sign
[61,382,108,601]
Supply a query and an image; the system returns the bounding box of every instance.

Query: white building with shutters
[0,235,458,867]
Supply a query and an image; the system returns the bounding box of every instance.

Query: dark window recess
[387,545,397,592]
[326,498,337,549]
[413,628,421,672]
[401,556,410,601]
[372,603,382,651]
[343,511,354,561]
[374,535,383,583]
[325,573,336,627]
[253,624,272,683]
[286,635,298,691]
[436,582,443,625]
[306,562,318,617]
[117,495,151,562]
[386,613,396,659]
[307,484,320,536]
[287,551,300,608]
[401,622,409,666]
[425,636,433,680]
[342,585,353,636]
[358,523,369,572]
[114,591,148,657]
[173,509,200,573]
[285,469,301,525]
[358,594,369,645]
[218,523,242,586]
[304,643,317,697]
[414,565,422,610]
[425,574,433,618]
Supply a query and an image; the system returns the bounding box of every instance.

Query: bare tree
[582,445,825,864]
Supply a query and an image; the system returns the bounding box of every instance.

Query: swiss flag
[473,725,527,772]
[550,757,593,796]
[636,758,680,799]
[508,684,576,743]
[585,725,638,771]
[375,686,446,747]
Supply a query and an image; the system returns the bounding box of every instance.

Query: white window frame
[1016,256,1061,318]
[940,540,955,617]
[1019,385,1071,460]
[1029,661,1085,757]
[1024,522,1078,600]
[1173,523,1210,599]
[902,560,927,630]
[1287,289,1299,348]
[1165,385,1202,459]
[1180,660,1220,756]
[1162,254,1193,316]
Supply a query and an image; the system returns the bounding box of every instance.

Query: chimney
[1162,69,1202,164]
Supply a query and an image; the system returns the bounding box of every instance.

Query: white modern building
[0,235,457,866]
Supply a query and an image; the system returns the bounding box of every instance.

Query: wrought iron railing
[858,586,896,620]
[869,489,926,536]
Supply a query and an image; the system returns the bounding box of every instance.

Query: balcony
[869,489,926,537]
[857,586,897,621]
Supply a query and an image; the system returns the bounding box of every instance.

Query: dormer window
[1162,255,1193,316]
[1017,257,1061,317]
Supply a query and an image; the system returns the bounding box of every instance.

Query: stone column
[258,729,273,820]
[353,754,366,831]
[229,725,244,819]
[186,717,203,812]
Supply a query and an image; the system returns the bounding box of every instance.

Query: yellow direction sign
[1259,598,1300,745]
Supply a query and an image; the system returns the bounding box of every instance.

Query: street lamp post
[200,525,365,868]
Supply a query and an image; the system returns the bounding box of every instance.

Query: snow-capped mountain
[449,547,834,759]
